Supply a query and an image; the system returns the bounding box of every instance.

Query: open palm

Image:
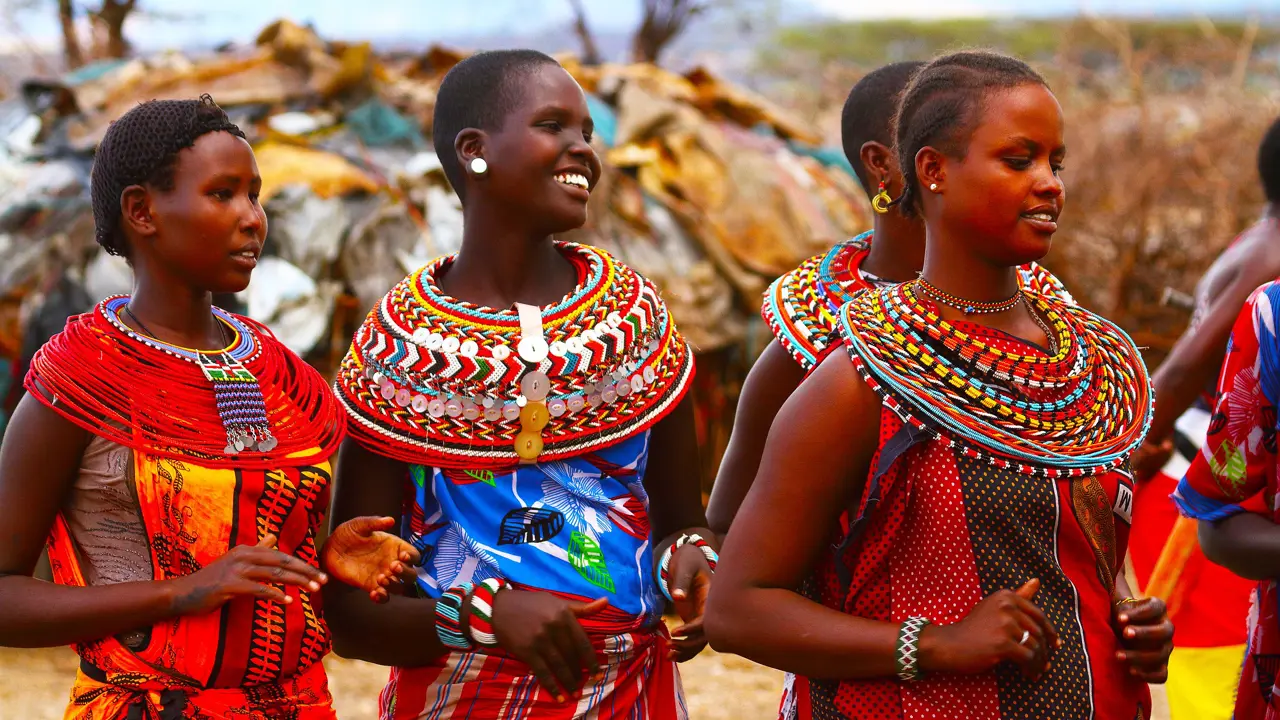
[322,516,421,603]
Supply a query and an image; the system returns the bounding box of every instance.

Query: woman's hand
[667,542,714,662]
[321,516,420,603]
[491,590,608,703]
[170,534,327,615]
[919,579,1060,680]
[1114,597,1174,683]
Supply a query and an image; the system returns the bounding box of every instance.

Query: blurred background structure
[2,0,1278,716]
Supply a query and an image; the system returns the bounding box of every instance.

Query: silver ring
[1019,630,1031,646]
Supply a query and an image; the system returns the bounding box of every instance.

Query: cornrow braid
[91,94,245,256]
[893,51,1046,218]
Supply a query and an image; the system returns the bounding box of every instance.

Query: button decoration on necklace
[515,303,550,463]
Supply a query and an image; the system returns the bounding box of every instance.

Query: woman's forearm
[0,574,179,648]
[1200,513,1280,581]
[705,586,902,679]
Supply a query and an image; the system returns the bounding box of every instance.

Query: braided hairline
[91,94,245,256]
[893,52,1047,219]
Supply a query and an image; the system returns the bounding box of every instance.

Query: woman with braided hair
[706,51,1174,718]
[325,50,712,719]
[0,95,416,719]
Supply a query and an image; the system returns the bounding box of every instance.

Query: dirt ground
[0,645,785,719]
[0,644,1170,719]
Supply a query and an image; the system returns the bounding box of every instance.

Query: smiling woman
[326,50,713,720]
[0,95,417,720]
[705,51,1171,720]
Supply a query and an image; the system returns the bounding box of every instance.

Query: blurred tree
[631,0,709,64]
[566,0,602,65]
[57,0,83,69]
[92,0,135,60]
[566,0,773,66]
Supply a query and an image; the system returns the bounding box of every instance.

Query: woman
[708,61,1073,537]
[705,51,1173,718]
[326,50,714,719]
[0,96,413,719]
[1174,278,1280,719]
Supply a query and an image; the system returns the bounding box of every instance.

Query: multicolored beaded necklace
[763,231,1077,373]
[110,297,277,454]
[841,282,1151,476]
[337,242,693,468]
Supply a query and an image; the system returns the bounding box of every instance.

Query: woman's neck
[861,213,926,283]
[919,229,1021,304]
[127,274,222,350]
[440,203,577,310]
[914,225,1049,350]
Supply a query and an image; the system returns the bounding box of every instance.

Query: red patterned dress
[760,233,1078,720]
[786,281,1153,719]
[26,297,345,719]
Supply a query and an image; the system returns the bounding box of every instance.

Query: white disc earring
[470,157,488,175]
[929,183,939,192]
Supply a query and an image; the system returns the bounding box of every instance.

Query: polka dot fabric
[792,326,1151,719]
[957,453,1090,718]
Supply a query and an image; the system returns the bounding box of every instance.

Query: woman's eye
[1004,158,1032,170]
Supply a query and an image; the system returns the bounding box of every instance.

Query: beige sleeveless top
[61,435,151,587]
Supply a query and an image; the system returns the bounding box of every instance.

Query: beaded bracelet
[658,533,719,603]
[468,578,511,648]
[896,617,931,682]
[435,584,474,651]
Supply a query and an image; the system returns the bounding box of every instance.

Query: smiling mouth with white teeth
[555,173,590,191]
[1023,212,1057,222]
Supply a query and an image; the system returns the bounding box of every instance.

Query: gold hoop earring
[872,180,893,215]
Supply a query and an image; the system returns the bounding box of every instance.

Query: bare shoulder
[778,349,881,443]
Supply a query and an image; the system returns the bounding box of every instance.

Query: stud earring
[469,157,488,175]
[872,180,892,214]
[929,183,939,192]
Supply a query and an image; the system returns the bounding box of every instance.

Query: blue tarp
[63,59,128,86]
[790,143,856,178]
[345,99,424,148]
[585,94,617,147]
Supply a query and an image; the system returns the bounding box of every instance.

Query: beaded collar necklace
[104,296,276,454]
[338,242,693,467]
[841,282,1151,477]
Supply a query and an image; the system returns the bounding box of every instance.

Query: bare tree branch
[92,0,136,59]
[57,0,84,69]
[566,0,602,66]
[632,0,711,64]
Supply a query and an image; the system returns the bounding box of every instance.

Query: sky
[3,0,1276,53]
